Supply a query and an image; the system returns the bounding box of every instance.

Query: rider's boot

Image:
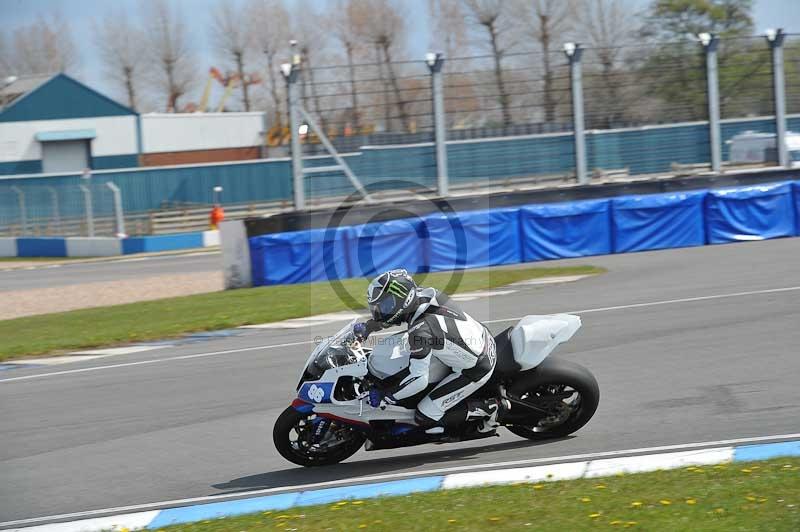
[467,398,510,433]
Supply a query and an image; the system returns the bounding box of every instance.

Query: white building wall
[141,112,265,153]
[0,115,138,162]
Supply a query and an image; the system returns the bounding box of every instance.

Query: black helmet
[367,269,417,324]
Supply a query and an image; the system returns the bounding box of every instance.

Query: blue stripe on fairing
[293,476,444,506]
[146,493,300,528]
[733,440,800,462]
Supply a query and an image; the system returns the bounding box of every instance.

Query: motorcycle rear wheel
[273,406,366,467]
[505,358,599,440]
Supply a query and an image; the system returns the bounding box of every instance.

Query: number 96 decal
[299,382,333,403]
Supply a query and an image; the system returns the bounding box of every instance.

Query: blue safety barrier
[794,181,800,236]
[612,191,707,253]
[249,227,351,286]
[426,208,521,271]
[16,237,67,257]
[705,182,796,244]
[520,199,612,261]
[347,218,429,278]
[245,181,800,287]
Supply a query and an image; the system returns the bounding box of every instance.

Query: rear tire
[273,406,366,467]
[505,357,599,440]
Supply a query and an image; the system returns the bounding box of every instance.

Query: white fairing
[511,314,582,370]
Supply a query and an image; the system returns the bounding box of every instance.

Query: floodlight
[299,124,309,135]
[698,33,712,46]
[563,42,576,57]
[426,52,437,67]
[280,63,292,78]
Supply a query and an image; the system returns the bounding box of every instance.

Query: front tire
[273,406,366,467]
[505,357,599,440]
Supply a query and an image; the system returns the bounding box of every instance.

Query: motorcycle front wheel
[505,357,599,440]
[273,406,366,467]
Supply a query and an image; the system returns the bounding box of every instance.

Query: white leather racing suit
[376,287,497,422]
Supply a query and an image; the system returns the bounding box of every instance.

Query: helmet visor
[370,294,398,321]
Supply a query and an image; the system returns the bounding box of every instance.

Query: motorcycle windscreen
[510,314,582,371]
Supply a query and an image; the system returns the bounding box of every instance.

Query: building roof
[0,73,136,123]
[0,73,55,110]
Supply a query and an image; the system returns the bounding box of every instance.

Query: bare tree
[10,14,80,75]
[92,10,146,110]
[211,0,253,111]
[143,0,196,112]
[361,0,412,132]
[519,0,574,123]
[292,0,331,131]
[428,0,469,60]
[575,0,639,128]
[330,0,371,129]
[0,34,11,79]
[248,0,290,125]
[461,0,516,126]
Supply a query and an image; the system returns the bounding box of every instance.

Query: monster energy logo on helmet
[386,279,410,298]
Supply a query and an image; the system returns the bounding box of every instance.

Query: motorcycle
[273,315,599,467]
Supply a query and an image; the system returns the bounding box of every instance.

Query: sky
[1,0,799,107]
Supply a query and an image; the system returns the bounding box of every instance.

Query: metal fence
[0,179,130,237]
[281,32,798,206]
[2,33,798,236]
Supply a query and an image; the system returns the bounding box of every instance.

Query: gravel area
[3,272,224,320]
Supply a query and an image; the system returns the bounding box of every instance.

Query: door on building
[41,140,90,173]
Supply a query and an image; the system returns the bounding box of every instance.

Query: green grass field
[152,457,800,531]
[1,265,602,360]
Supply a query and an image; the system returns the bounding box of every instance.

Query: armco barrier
[426,208,521,271]
[249,227,351,285]
[348,218,430,278]
[0,230,220,257]
[237,180,800,288]
[795,181,800,235]
[520,199,612,262]
[705,182,796,244]
[611,191,706,253]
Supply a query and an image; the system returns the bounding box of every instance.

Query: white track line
[3,284,800,384]
[3,431,799,528]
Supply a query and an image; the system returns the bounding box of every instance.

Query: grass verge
[155,457,800,532]
[1,265,602,360]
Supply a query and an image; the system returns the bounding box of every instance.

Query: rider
[354,269,502,434]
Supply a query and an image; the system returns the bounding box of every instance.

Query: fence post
[700,33,722,173]
[427,52,449,196]
[79,184,95,237]
[10,186,27,235]
[106,182,126,237]
[564,43,588,185]
[46,187,61,234]
[767,29,789,168]
[281,61,305,210]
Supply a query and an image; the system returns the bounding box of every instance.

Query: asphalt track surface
[2,238,800,524]
[0,252,221,292]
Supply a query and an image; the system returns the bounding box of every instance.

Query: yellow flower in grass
[623,522,638,528]
[758,498,768,503]
[358,525,367,529]
[741,468,752,473]
[659,500,672,506]
[352,500,364,505]
[610,520,623,525]
[589,513,602,519]
[447,519,457,524]
[594,484,607,489]
[580,497,592,503]
[488,517,501,522]
[630,501,643,508]
[685,498,697,505]
[714,508,725,514]
[373,520,383,524]
[336,501,349,506]
[746,496,757,502]
[532,484,544,490]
